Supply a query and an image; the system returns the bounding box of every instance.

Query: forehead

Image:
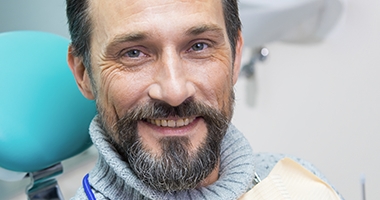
[88,0,226,45]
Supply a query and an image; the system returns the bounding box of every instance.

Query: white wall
[233,1,380,199]
[1,0,379,199]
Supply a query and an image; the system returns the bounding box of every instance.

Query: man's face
[73,0,242,192]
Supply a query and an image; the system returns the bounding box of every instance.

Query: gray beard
[126,133,220,192]
[99,98,233,193]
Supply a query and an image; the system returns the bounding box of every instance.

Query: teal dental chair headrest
[0,31,95,173]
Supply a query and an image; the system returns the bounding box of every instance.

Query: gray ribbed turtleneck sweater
[71,116,342,199]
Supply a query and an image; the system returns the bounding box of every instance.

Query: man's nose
[148,50,196,107]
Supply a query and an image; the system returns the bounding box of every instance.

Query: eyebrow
[185,24,225,37]
[107,32,147,47]
[103,32,148,57]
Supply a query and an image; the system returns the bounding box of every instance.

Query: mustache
[117,98,228,123]
[114,99,229,138]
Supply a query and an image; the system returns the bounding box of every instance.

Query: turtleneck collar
[88,115,256,199]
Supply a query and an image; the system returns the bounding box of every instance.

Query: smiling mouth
[146,117,197,128]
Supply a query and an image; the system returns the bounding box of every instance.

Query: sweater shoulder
[253,152,323,180]
[252,152,344,200]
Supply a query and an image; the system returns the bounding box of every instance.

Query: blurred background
[0,0,379,199]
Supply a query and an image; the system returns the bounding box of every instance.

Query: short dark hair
[66,0,241,72]
[221,0,242,61]
[66,0,92,73]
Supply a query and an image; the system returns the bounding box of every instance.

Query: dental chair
[0,31,96,199]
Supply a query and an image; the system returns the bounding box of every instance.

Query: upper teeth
[147,117,195,127]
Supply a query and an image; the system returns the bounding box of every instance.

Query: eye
[190,42,208,52]
[117,47,151,67]
[124,49,142,58]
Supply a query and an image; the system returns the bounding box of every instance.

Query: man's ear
[232,31,244,85]
[67,45,95,100]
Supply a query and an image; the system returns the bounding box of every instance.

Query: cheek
[96,62,150,118]
[212,71,233,111]
[190,58,233,110]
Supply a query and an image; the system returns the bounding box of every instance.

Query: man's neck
[198,163,220,188]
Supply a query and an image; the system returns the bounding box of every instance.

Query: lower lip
[140,117,202,137]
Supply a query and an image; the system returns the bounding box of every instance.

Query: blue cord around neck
[83,174,96,200]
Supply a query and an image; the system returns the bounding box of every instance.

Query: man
[66,0,343,199]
